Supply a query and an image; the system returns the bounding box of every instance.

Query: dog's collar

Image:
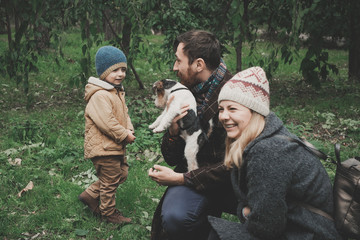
[170,87,189,93]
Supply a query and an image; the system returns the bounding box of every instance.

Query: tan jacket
[84,77,134,159]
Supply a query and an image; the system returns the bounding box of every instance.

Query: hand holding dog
[167,96,190,136]
[148,164,185,186]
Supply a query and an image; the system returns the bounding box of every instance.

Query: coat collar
[244,112,284,154]
[88,77,114,90]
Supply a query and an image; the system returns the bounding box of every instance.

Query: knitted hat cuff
[218,94,270,116]
[100,62,127,80]
[95,46,127,78]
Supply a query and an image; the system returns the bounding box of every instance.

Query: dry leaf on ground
[8,158,22,166]
[18,181,34,197]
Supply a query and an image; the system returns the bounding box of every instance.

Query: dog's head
[152,79,178,108]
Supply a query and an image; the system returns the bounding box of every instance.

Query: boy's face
[104,67,127,85]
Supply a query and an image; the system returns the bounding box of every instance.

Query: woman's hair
[224,112,266,168]
[173,30,221,71]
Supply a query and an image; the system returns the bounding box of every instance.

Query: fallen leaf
[31,233,40,239]
[22,232,32,237]
[142,211,149,218]
[8,158,22,166]
[151,198,160,203]
[18,181,34,197]
[48,169,56,176]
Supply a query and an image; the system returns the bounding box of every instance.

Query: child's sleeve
[125,105,134,132]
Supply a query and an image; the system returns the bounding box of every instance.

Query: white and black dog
[149,79,211,171]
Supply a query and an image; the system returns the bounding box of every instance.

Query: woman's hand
[166,96,190,136]
[148,164,185,186]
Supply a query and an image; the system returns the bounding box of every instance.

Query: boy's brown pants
[85,155,128,216]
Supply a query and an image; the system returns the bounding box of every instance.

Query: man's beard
[178,67,200,89]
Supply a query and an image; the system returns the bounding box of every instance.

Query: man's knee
[161,186,211,237]
[161,207,193,234]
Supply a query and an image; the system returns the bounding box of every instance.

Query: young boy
[79,46,136,224]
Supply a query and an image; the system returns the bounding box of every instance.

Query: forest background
[0,0,359,239]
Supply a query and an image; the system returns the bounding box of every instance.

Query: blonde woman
[207,67,342,240]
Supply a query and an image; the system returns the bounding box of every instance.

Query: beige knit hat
[218,67,270,116]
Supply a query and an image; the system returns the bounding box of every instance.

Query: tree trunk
[122,18,144,89]
[14,9,19,32]
[243,0,250,40]
[236,40,242,72]
[103,10,123,41]
[102,10,144,89]
[104,9,113,41]
[122,16,131,54]
[34,24,50,49]
[348,0,360,82]
[236,0,250,72]
[5,6,12,49]
[83,15,91,78]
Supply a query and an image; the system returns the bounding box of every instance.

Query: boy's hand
[125,129,136,144]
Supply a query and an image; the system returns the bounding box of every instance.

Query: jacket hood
[84,77,114,102]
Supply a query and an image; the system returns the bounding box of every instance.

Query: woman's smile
[218,100,253,139]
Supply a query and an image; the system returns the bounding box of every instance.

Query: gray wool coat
[208,112,342,240]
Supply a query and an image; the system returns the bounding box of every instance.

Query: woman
[208,67,342,240]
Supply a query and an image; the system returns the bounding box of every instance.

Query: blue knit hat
[95,46,127,80]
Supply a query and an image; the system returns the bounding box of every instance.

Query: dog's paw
[153,127,165,133]
[187,163,199,172]
[149,123,156,129]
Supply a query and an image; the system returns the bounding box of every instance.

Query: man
[148,30,236,240]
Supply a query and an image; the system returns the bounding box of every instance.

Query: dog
[149,79,211,171]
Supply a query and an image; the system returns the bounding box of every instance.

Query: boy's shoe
[102,209,132,224]
[78,191,100,216]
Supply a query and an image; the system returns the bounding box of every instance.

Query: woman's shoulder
[245,134,307,173]
[247,132,290,154]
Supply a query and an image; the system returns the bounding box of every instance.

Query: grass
[0,28,359,239]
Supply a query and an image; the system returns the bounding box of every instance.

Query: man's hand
[148,165,185,186]
[166,95,190,136]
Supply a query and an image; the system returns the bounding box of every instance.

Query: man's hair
[174,30,221,71]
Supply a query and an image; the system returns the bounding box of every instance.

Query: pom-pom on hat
[95,46,127,80]
[218,67,270,116]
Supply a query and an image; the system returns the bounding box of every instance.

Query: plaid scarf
[192,59,227,119]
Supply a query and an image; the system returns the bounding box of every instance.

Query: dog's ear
[161,79,177,90]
